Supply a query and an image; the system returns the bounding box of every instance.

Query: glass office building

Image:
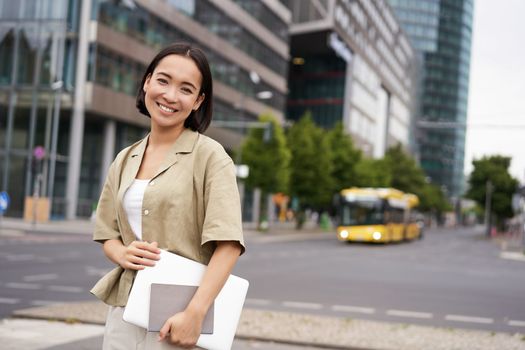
[388,0,474,197]
[283,0,418,158]
[0,0,290,218]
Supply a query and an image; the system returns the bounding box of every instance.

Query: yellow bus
[336,187,422,243]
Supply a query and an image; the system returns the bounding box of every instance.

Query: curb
[10,302,525,350]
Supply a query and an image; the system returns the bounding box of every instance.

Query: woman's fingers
[149,241,161,253]
[118,241,162,270]
[123,262,146,270]
[129,247,160,262]
[158,319,171,341]
[127,254,156,267]
[132,241,161,256]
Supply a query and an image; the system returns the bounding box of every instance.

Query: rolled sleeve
[201,157,245,254]
[93,160,122,243]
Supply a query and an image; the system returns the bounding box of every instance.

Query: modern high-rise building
[0,0,290,219]
[282,0,418,159]
[387,0,474,197]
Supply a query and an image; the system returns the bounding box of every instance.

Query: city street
[1,226,524,335]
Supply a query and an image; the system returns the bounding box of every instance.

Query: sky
[464,0,525,184]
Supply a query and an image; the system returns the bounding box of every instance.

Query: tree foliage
[417,183,451,212]
[354,158,391,188]
[327,122,362,192]
[384,144,426,194]
[241,113,291,194]
[383,144,450,213]
[288,112,333,210]
[240,114,458,229]
[466,155,519,226]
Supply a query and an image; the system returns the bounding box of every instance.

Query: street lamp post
[485,180,493,237]
[230,70,274,226]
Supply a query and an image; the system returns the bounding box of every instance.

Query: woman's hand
[117,241,161,270]
[156,241,241,348]
[158,308,204,348]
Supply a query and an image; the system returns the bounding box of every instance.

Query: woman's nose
[162,86,178,102]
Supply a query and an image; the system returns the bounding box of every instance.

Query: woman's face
[143,54,204,131]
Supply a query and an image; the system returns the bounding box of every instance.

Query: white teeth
[157,103,175,113]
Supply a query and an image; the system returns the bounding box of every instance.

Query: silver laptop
[148,283,214,333]
[123,249,249,350]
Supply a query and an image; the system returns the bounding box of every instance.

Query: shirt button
[144,209,149,215]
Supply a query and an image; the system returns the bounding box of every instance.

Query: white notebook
[123,249,249,350]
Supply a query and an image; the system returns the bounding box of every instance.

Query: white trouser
[103,306,184,350]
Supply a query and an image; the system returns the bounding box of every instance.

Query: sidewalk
[3,301,525,350]
[0,217,333,240]
[0,217,96,236]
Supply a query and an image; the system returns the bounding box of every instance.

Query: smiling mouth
[157,102,177,113]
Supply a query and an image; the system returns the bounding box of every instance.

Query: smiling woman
[142,54,205,135]
[91,43,245,350]
[136,44,213,134]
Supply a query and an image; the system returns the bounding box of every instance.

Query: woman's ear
[143,74,152,93]
[193,93,205,111]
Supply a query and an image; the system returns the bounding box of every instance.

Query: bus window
[341,201,384,226]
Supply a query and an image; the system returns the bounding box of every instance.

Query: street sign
[0,191,10,214]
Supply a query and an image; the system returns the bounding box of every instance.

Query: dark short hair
[136,42,213,133]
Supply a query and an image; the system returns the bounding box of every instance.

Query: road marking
[23,274,58,282]
[85,266,111,277]
[47,285,83,293]
[5,282,41,290]
[245,298,272,306]
[282,301,323,310]
[445,314,494,324]
[508,320,525,327]
[387,309,433,319]
[62,251,82,259]
[500,251,525,262]
[0,297,19,304]
[5,254,35,262]
[331,305,375,314]
[31,300,59,306]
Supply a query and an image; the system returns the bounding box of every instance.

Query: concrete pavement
[4,301,525,350]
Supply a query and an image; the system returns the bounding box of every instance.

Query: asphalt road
[1,226,524,334]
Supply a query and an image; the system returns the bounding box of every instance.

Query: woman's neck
[148,124,185,150]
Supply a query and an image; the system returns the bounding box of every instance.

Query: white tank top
[123,178,150,240]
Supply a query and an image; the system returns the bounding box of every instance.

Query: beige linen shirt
[90,128,245,307]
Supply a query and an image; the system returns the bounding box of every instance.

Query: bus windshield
[340,200,384,226]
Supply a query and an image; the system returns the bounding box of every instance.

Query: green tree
[383,144,451,212]
[466,155,519,228]
[327,122,362,193]
[417,183,451,213]
[241,113,291,227]
[288,112,333,226]
[352,144,449,213]
[354,158,391,188]
[384,144,426,194]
